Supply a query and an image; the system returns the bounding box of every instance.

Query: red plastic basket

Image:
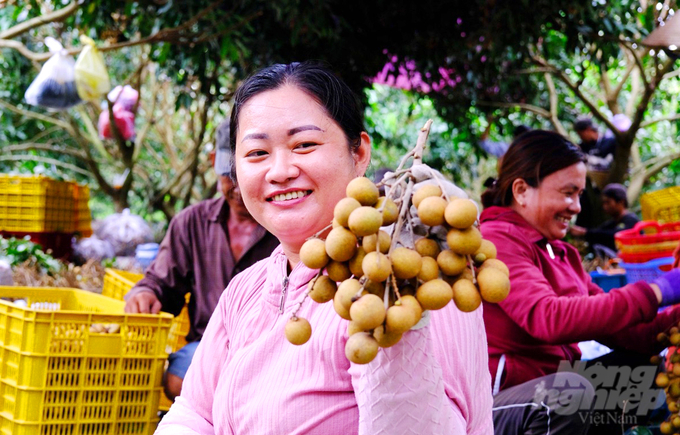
[615,221,680,262]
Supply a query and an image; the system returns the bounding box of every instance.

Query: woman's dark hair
[602,183,628,208]
[481,130,586,208]
[228,61,365,177]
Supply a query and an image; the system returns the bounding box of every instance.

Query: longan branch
[412,119,433,165]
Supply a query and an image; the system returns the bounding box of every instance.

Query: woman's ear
[511,178,529,207]
[353,131,372,177]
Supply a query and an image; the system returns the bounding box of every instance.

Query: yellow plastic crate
[73,184,92,237]
[102,269,145,301]
[0,286,172,435]
[0,175,75,233]
[640,186,680,223]
[102,270,191,412]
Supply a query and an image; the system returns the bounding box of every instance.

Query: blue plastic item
[135,242,159,270]
[619,257,675,283]
[589,271,628,292]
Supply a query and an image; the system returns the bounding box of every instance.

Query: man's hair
[602,183,628,207]
[574,117,596,132]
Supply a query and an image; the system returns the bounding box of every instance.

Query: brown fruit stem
[467,255,477,285]
[293,269,324,318]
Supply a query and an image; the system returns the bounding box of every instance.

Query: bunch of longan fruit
[655,327,680,434]
[284,172,511,365]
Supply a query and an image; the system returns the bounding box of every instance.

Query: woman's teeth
[556,216,570,224]
[272,191,309,202]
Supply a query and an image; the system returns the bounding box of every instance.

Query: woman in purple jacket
[480,129,680,434]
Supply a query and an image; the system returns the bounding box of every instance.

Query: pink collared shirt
[157,246,493,434]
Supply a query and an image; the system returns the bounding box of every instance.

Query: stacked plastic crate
[73,184,93,238]
[102,269,191,412]
[0,175,77,258]
[0,285,173,434]
[615,221,680,282]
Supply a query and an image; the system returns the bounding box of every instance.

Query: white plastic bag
[25,37,82,110]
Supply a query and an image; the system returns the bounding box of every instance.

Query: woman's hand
[124,291,162,314]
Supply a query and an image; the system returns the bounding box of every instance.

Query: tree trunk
[606,136,633,185]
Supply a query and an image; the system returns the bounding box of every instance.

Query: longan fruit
[362,251,392,282]
[345,332,379,364]
[373,325,402,348]
[348,247,367,277]
[325,227,357,262]
[300,238,330,270]
[390,247,422,279]
[415,237,441,258]
[444,198,478,229]
[335,278,363,312]
[447,227,483,255]
[477,268,511,303]
[453,279,482,312]
[479,258,510,277]
[285,317,312,345]
[399,295,423,323]
[350,294,386,331]
[437,250,467,276]
[386,304,418,333]
[418,196,448,227]
[363,279,385,297]
[308,275,337,303]
[376,197,399,226]
[363,230,391,253]
[416,279,453,310]
[346,177,379,206]
[474,239,497,262]
[326,260,352,282]
[334,197,362,228]
[348,321,363,336]
[418,256,440,282]
[412,184,442,208]
[348,206,383,237]
[657,372,670,388]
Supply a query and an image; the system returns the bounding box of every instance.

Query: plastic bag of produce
[95,209,153,256]
[98,103,136,141]
[74,35,111,101]
[107,85,139,112]
[25,37,82,110]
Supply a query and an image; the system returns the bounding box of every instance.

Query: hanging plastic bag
[74,35,111,101]
[25,37,82,110]
[107,85,139,113]
[98,103,136,141]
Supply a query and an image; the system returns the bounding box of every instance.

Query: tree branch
[0,2,79,40]
[544,73,568,136]
[4,142,87,159]
[0,99,75,135]
[0,154,91,176]
[477,101,551,119]
[641,113,680,128]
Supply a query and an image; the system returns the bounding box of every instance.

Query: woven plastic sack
[25,37,82,110]
[74,35,111,101]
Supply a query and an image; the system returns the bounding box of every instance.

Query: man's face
[601,196,622,217]
[576,128,599,143]
[219,175,250,216]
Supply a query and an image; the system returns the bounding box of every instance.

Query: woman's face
[234,84,371,254]
[515,162,587,240]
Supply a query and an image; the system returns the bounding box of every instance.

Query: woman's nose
[569,196,582,214]
[265,150,300,184]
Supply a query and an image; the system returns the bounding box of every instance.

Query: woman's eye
[246,150,268,157]
[296,142,318,150]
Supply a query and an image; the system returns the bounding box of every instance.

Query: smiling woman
[155,62,494,435]
[479,130,680,434]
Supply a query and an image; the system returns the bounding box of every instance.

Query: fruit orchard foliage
[2,0,680,221]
